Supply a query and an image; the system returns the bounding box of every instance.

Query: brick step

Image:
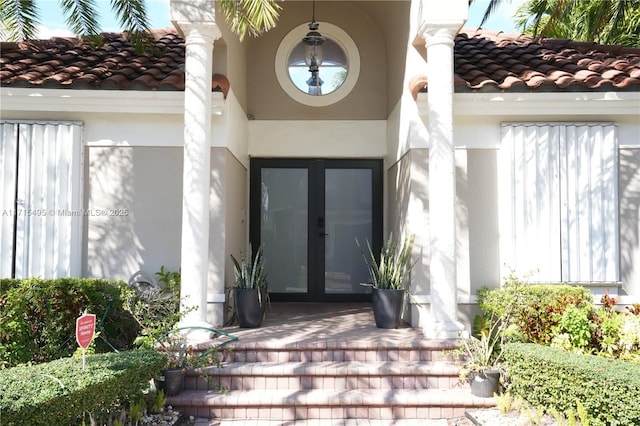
[186,361,460,391]
[175,333,489,422]
[167,388,495,421]
[217,339,457,363]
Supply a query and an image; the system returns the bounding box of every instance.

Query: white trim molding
[207,293,226,303]
[416,91,640,117]
[1,88,225,115]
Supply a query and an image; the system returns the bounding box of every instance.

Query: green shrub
[593,297,640,363]
[123,266,185,350]
[551,304,596,351]
[0,350,166,426]
[0,278,21,292]
[0,278,139,367]
[503,343,640,425]
[478,282,593,344]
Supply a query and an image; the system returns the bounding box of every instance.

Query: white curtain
[0,121,83,278]
[0,123,19,277]
[500,123,618,282]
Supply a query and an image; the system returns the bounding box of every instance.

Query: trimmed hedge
[0,350,165,426]
[503,343,640,425]
[0,277,140,367]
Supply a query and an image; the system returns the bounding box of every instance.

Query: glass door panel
[324,169,372,294]
[259,168,308,294]
[251,159,381,302]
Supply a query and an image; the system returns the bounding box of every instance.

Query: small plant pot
[158,368,186,397]
[234,288,266,328]
[371,288,404,329]
[470,369,500,398]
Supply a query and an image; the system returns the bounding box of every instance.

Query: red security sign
[76,313,96,349]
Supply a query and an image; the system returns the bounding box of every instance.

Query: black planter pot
[234,288,266,328]
[158,368,185,397]
[371,288,404,329]
[470,369,500,398]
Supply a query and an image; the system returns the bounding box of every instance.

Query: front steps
[167,337,495,422]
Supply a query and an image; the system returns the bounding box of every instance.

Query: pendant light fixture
[302,0,325,95]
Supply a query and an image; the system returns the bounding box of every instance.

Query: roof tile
[3,28,638,97]
[410,28,640,95]
[0,29,229,96]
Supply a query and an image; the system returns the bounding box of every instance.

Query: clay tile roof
[411,28,640,96]
[0,28,229,97]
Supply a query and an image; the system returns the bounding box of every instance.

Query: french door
[250,159,382,302]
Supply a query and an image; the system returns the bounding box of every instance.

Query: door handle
[318,217,328,237]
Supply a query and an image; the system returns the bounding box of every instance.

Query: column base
[206,301,225,328]
[422,320,465,340]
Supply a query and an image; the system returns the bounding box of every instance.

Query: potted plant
[452,315,508,398]
[358,233,415,329]
[230,244,268,328]
[155,335,190,396]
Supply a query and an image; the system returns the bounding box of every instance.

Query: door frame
[249,158,383,302]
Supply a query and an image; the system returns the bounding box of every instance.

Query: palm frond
[519,0,639,46]
[531,0,551,36]
[59,0,100,36]
[0,0,40,41]
[110,0,149,31]
[604,0,627,45]
[110,0,152,52]
[219,0,281,41]
[474,0,506,28]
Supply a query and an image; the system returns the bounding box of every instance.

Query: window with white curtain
[0,121,83,278]
[499,123,619,282]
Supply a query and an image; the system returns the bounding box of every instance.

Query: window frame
[274,22,360,107]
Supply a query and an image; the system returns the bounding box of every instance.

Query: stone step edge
[192,361,460,377]
[194,339,459,352]
[167,388,495,409]
[189,420,452,425]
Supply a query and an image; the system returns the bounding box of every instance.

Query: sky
[34,0,526,39]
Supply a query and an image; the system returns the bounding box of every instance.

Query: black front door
[250,159,382,302]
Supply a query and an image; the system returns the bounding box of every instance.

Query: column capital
[175,21,222,43]
[419,22,464,47]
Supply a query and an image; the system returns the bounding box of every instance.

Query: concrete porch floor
[219,302,428,347]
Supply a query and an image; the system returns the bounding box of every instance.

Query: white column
[177,21,221,336]
[423,24,465,339]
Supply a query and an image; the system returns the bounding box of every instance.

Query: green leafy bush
[478,281,593,344]
[0,278,139,367]
[123,266,186,350]
[503,343,640,425]
[0,350,166,426]
[551,304,595,350]
[0,278,21,292]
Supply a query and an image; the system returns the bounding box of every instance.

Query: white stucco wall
[0,88,238,289]
[248,120,387,158]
